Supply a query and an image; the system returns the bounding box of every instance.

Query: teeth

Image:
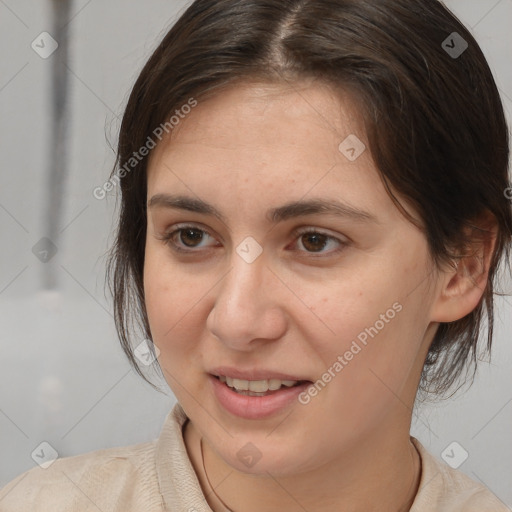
[268,379,282,391]
[232,378,249,390]
[248,380,268,392]
[221,376,299,392]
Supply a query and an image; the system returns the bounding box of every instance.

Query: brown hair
[105,0,512,398]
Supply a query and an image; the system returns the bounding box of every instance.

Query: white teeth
[248,380,268,393]
[220,376,299,392]
[268,379,282,391]
[232,378,249,390]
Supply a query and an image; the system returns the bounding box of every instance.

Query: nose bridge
[207,246,287,348]
[219,249,269,321]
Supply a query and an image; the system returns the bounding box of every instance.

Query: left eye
[291,228,345,255]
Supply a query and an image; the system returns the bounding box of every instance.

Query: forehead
[147,80,369,181]
[156,80,365,149]
[144,80,412,227]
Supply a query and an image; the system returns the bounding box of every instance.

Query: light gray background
[0,0,511,507]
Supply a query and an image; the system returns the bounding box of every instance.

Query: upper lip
[209,366,311,382]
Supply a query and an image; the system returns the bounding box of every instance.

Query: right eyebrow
[148,194,228,223]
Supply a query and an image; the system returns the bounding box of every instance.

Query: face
[144,80,440,476]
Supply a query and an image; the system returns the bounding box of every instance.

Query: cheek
[143,252,187,350]
[297,272,401,354]
[143,250,214,376]
[303,265,426,398]
[144,274,203,399]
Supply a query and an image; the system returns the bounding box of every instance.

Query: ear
[430,212,498,323]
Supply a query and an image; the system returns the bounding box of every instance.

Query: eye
[290,227,347,256]
[158,224,219,253]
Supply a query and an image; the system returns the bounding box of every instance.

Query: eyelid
[290,225,349,242]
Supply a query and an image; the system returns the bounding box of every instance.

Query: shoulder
[411,437,508,512]
[0,440,164,512]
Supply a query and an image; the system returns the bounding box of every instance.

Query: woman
[1,0,511,510]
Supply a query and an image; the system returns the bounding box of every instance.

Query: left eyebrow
[267,198,379,224]
[147,194,380,225]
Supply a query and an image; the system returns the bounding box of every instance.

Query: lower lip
[209,374,311,420]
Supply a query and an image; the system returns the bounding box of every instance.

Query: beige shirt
[0,402,507,511]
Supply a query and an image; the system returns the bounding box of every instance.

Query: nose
[206,250,288,352]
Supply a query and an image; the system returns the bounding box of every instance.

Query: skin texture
[143,80,495,511]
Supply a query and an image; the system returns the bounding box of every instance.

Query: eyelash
[157,223,347,257]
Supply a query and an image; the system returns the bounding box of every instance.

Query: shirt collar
[155,401,213,511]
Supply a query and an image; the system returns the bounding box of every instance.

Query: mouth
[208,371,313,419]
[213,374,310,397]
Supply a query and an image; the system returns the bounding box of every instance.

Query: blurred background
[0,0,511,506]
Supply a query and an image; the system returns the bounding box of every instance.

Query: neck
[184,414,422,512]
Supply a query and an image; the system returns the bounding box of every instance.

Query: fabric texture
[0,402,507,511]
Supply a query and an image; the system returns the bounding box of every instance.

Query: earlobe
[430,214,498,323]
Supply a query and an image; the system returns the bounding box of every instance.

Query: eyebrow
[147,193,379,225]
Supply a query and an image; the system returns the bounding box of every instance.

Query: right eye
[159,224,220,253]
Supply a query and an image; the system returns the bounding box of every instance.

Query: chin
[216,436,315,477]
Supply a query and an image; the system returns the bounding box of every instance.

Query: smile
[210,374,313,419]
[218,375,305,396]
